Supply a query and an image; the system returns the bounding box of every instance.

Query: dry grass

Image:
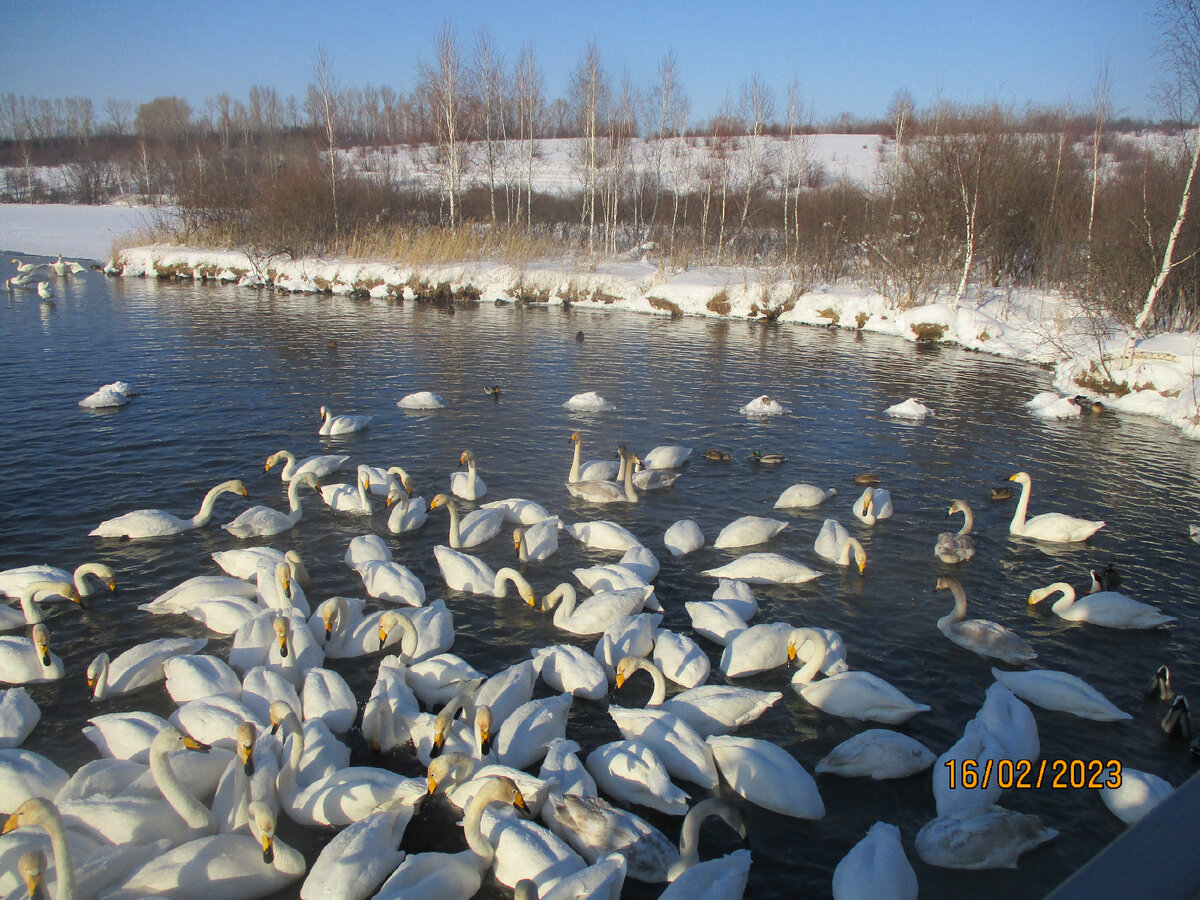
[1075,363,1132,397]
[910,322,947,342]
[816,306,840,324]
[341,225,559,267]
[647,296,683,317]
[706,291,731,315]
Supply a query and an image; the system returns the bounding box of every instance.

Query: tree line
[2,9,1198,334]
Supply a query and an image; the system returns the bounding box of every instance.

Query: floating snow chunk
[79,381,131,408]
[563,391,611,411]
[739,394,789,417]
[1025,392,1080,420]
[398,391,447,410]
[885,398,932,420]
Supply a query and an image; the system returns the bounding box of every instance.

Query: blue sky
[2,0,1164,124]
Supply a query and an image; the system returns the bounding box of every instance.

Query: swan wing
[707,735,824,819]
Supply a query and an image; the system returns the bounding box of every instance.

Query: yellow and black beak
[615,672,626,689]
[513,790,529,814]
[378,624,390,645]
[277,634,289,658]
[183,735,211,753]
[480,727,494,758]
[426,775,439,795]
[324,620,334,640]
[1,814,18,835]
[40,648,51,667]
[240,742,256,777]
[787,643,798,661]
[261,832,274,865]
[432,731,446,755]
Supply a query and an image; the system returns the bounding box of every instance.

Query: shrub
[910,322,947,342]
[647,296,683,317]
[706,291,731,315]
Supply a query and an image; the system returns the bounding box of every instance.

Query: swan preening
[1007,471,1105,542]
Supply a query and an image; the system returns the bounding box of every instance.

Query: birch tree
[418,23,468,227]
[513,44,544,230]
[1131,0,1200,334]
[569,42,608,251]
[738,73,774,230]
[311,47,340,240]
[472,27,505,224]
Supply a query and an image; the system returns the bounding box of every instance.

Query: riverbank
[109,241,1200,441]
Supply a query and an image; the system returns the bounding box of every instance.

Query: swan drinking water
[223,473,321,538]
[1026,581,1176,629]
[90,479,249,539]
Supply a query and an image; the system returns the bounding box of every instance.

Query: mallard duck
[854,473,880,485]
[704,449,731,462]
[750,450,786,465]
[990,487,1014,501]
[485,385,501,400]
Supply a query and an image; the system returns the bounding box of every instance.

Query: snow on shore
[110,242,1200,441]
[2,199,1196,441]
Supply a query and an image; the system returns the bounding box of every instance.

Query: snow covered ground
[2,199,1197,443]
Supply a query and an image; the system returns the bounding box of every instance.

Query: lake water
[3,255,1199,899]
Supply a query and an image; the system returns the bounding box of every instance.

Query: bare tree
[310,47,341,239]
[1132,0,1200,334]
[1086,59,1110,279]
[513,44,544,230]
[472,27,506,224]
[569,41,609,249]
[644,51,686,234]
[418,22,468,227]
[888,88,915,206]
[738,73,774,230]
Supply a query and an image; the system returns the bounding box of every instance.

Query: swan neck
[278,452,298,480]
[546,584,576,622]
[90,656,109,700]
[947,580,969,622]
[41,806,76,900]
[623,453,637,501]
[18,590,43,625]
[493,568,532,600]
[445,501,462,548]
[635,657,667,706]
[277,714,304,803]
[462,786,503,864]
[794,629,826,683]
[1010,477,1032,532]
[957,504,975,536]
[191,483,228,527]
[286,477,306,512]
[568,438,582,483]
[1040,582,1076,610]
[151,741,216,833]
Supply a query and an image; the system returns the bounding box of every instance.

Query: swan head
[18,850,46,900]
[378,610,419,658]
[513,528,525,554]
[569,431,582,444]
[386,466,414,497]
[272,615,290,657]
[247,801,277,864]
[948,499,970,516]
[153,725,210,755]
[476,706,494,756]
[1008,471,1032,486]
[429,493,452,512]
[269,700,297,736]
[3,798,61,836]
[614,654,648,688]
[319,406,330,422]
[426,752,477,795]
[30,624,52,666]
[1148,665,1175,701]
[86,652,110,691]
[236,722,257,776]
[459,450,475,466]
[264,450,287,473]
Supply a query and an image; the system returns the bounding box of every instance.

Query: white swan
[162,654,242,704]
[652,630,711,689]
[976,681,1040,763]
[594,614,658,679]
[568,431,620,483]
[474,660,538,726]
[712,579,758,620]
[1100,768,1173,824]
[481,497,553,526]
[105,800,304,899]
[450,449,488,500]
[615,656,781,737]
[300,802,411,899]
[990,666,1132,721]
[430,493,505,548]
[535,645,608,700]
[853,487,893,525]
[265,449,349,481]
[565,448,638,503]
[562,391,611,411]
[386,489,428,534]
[358,560,427,607]
[275,710,424,827]
[81,710,169,762]
[90,479,249,539]
[372,777,528,900]
[643,445,692,469]
[1,799,79,900]
[223,473,320,538]
[87,637,207,700]
[1,749,68,814]
[832,821,917,900]
[712,515,788,549]
[538,738,596,799]
[1007,471,1105,542]
[935,577,1037,664]
[0,688,40,749]
[664,519,705,556]
[0,625,64,684]
[318,405,372,435]
[935,500,977,563]
[320,464,374,514]
[515,517,561,562]
[774,483,837,509]
[57,726,216,847]
[585,740,689,815]
[541,584,655,635]
[563,519,642,552]
[792,629,929,724]
[719,622,794,678]
[628,456,682,490]
[608,706,719,789]
[915,804,1058,869]
[398,390,447,409]
[212,548,308,587]
[1027,581,1175,629]
[0,563,115,601]
[815,729,936,780]
[700,552,821,585]
[432,546,534,603]
[707,734,824,819]
[494,694,573,770]
[814,519,867,572]
[0,581,79,630]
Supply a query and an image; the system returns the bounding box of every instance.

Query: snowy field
[0,203,149,262]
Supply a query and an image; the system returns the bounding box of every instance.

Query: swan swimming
[1027,581,1175,629]
[935,500,977,563]
[318,406,372,435]
[1006,471,1105,542]
[935,577,1037,664]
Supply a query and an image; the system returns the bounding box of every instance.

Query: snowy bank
[106,242,1200,441]
[0,203,148,261]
